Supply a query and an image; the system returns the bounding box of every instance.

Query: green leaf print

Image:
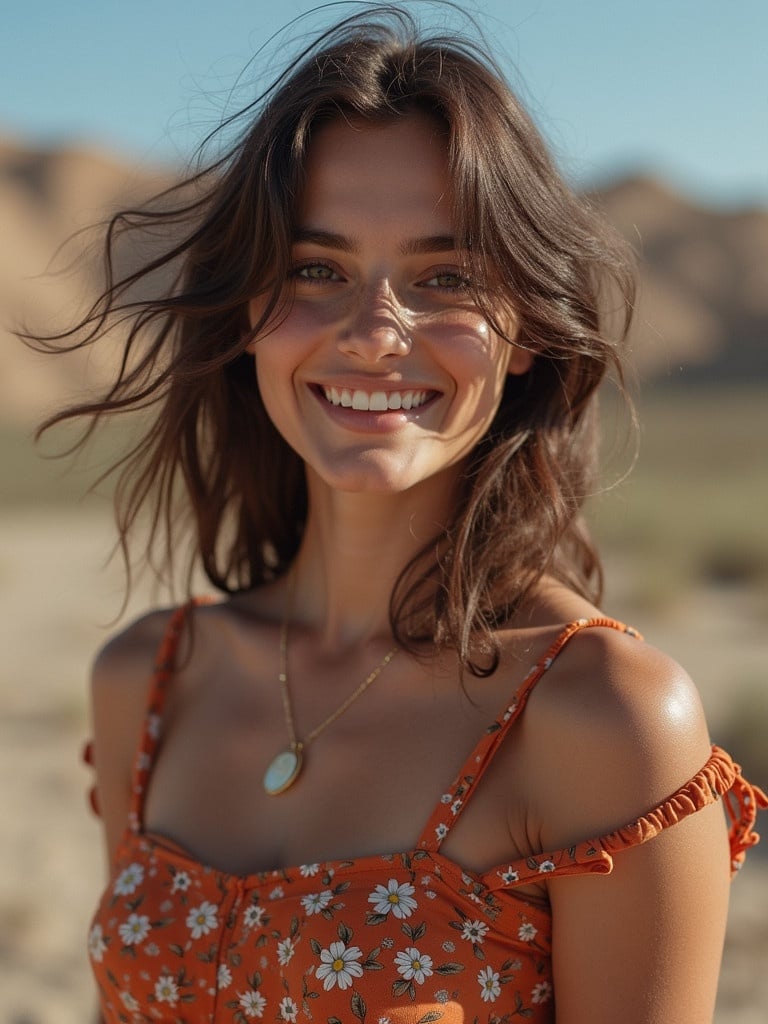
[392,978,416,1000]
[350,990,367,1022]
[416,1012,444,1024]
[434,962,464,975]
[365,912,389,926]
[338,921,353,944]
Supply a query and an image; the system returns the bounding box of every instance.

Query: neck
[287,467,461,650]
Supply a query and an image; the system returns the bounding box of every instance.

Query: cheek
[419,315,512,384]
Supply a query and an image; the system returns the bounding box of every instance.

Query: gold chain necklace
[263,588,399,796]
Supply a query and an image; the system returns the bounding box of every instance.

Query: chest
[142,663,537,878]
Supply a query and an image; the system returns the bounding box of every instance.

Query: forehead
[296,113,453,230]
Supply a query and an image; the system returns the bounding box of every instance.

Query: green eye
[292,262,340,282]
[424,272,470,291]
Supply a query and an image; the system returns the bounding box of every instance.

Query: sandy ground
[1,506,766,1023]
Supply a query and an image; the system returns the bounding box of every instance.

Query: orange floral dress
[85,610,766,1023]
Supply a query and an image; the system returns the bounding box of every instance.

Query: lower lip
[310,388,437,432]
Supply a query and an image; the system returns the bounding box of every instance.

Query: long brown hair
[30,5,635,674]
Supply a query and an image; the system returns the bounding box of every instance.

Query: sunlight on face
[248,113,531,496]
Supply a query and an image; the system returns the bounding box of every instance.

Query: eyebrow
[292,227,460,256]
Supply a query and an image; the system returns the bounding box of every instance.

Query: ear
[499,312,533,376]
[507,343,534,376]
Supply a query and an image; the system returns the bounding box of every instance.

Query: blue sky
[4,0,766,205]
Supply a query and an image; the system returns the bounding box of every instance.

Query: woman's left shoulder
[516,596,715,850]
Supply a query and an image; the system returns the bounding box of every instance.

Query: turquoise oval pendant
[263,747,303,795]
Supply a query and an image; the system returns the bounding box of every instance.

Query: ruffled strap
[483,745,767,890]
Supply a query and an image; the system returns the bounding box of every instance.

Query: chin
[308,451,451,497]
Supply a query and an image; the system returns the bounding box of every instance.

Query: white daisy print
[368,879,418,919]
[477,966,501,1003]
[243,904,266,929]
[118,913,151,946]
[277,936,295,965]
[442,940,455,953]
[279,996,299,1022]
[498,866,519,884]
[301,889,333,916]
[300,863,320,877]
[517,922,537,942]
[434,990,450,1004]
[450,799,462,815]
[394,947,434,985]
[147,713,162,739]
[217,964,232,989]
[154,975,178,1005]
[435,823,449,841]
[186,900,218,939]
[461,920,489,944]
[538,860,556,873]
[113,863,144,896]
[239,989,267,1018]
[440,793,452,804]
[120,991,140,1012]
[88,924,108,962]
[315,940,364,991]
[171,870,191,893]
[532,980,553,1004]
[145,942,160,957]
[269,886,285,900]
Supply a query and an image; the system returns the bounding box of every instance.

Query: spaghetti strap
[126,602,195,833]
[416,617,642,851]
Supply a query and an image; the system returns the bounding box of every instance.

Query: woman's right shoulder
[91,606,181,695]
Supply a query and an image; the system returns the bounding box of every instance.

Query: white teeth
[322,387,430,411]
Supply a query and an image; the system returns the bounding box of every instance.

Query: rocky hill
[2,137,766,425]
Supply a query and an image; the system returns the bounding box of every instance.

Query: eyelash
[289,260,342,284]
[420,270,471,292]
[289,261,471,292]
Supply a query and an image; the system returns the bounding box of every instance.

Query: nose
[337,281,413,362]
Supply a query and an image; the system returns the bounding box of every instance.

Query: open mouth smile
[320,386,436,412]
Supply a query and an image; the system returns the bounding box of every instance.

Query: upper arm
[530,630,730,1023]
[89,610,173,865]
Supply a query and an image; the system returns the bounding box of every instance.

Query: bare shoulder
[92,607,177,688]
[522,614,714,851]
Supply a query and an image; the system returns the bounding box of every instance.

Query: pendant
[263,745,303,796]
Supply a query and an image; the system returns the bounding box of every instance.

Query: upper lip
[312,376,438,392]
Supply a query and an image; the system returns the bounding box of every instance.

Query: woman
[39,7,763,1022]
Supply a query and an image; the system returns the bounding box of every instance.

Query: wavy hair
[30,5,635,674]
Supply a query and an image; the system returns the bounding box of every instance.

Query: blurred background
[1,2,766,1021]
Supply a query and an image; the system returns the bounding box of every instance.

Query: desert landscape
[1,139,766,1022]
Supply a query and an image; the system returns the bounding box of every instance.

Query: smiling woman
[25,5,765,1024]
